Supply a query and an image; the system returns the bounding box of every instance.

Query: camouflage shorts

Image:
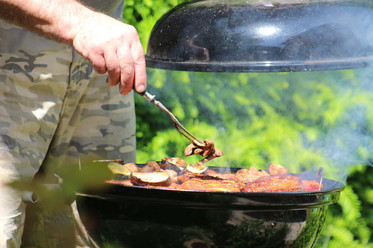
[0,18,135,247]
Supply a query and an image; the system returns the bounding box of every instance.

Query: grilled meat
[268,163,288,175]
[106,158,322,193]
[180,178,242,192]
[236,167,269,184]
[243,175,303,192]
[302,180,323,191]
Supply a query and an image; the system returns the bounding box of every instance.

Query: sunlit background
[125,0,373,247]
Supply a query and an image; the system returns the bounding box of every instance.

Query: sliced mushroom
[130,172,171,186]
[184,139,223,164]
[107,162,131,176]
[162,157,187,167]
[163,169,179,183]
[160,157,187,171]
[186,162,208,174]
[140,161,161,173]
[199,147,223,163]
[123,163,139,173]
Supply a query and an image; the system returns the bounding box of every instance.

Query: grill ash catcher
[77,1,373,247]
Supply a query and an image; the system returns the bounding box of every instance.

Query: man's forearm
[0,0,148,94]
[0,0,94,43]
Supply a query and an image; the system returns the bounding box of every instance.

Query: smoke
[144,0,373,184]
[304,69,373,182]
[145,66,373,183]
[309,117,373,181]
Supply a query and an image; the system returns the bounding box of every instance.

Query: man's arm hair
[0,0,94,43]
[0,0,148,94]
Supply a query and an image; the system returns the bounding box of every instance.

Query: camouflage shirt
[0,1,136,247]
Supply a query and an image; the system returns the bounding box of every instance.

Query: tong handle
[139,91,155,103]
[138,91,203,145]
[139,91,170,117]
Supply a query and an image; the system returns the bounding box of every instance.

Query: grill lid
[145,0,373,72]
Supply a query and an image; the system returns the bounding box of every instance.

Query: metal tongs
[139,91,223,162]
[139,91,203,145]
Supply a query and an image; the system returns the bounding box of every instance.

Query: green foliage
[123,0,188,51]
[136,69,373,177]
[125,1,373,247]
[317,184,373,248]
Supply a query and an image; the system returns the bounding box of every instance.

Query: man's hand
[0,0,147,95]
[72,13,147,95]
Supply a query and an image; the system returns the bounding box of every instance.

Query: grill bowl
[76,166,344,248]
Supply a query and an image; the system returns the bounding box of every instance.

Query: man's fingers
[89,53,107,74]
[104,49,120,87]
[117,45,134,95]
[132,42,147,93]
[73,18,146,95]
